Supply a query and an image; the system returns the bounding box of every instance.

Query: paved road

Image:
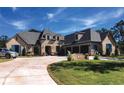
[0,56,66,85]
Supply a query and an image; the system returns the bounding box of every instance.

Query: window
[106,44,112,55]
[106,44,112,52]
[57,36,59,40]
[93,45,98,51]
[75,34,78,40]
[3,49,9,51]
[53,36,56,39]
[47,35,50,40]
[43,35,46,39]
[49,36,52,39]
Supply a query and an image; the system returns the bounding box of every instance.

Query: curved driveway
[0,56,66,85]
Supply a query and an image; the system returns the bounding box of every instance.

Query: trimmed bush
[94,54,99,60]
[67,51,73,61]
[85,53,89,59]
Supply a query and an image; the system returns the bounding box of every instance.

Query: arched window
[47,35,50,40]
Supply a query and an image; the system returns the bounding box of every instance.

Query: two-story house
[6,29,64,56]
[63,28,116,55]
[6,28,116,56]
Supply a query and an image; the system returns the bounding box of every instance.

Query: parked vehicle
[0,48,19,59]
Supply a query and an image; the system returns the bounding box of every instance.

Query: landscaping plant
[67,51,73,61]
[94,54,99,60]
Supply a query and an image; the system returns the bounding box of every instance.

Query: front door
[106,44,112,55]
[45,46,51,55]
[34,46,40,56]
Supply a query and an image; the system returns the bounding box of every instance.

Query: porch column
[64,47,66,55]
[88,44,91,55]
[41,45,45,56]
[79,45,81,53]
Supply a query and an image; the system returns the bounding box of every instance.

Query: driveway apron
[0,56,66,85]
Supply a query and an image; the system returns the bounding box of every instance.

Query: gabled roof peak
[28,29,41,33]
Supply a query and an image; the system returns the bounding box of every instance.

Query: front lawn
[116,56,124,59]
[0,58,12,63]
[48,60,124,85]
[110,55,124,59]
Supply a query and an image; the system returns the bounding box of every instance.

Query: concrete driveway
[0,56,66,85]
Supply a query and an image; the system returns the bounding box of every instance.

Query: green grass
[116,56,124,59]
[48,60,124,85]
[110,55,124,59]
[0,58,12,63]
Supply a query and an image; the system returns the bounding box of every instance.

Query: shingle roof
[99,32,116,44]
[64,33,76,44]
[99,32,109,41]
[40,28,62,39]
[64,28,101,45]
[42,28,62,36]
[17,29,41,45]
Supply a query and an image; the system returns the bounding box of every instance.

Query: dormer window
[57,36,59,41]
[43,35,46,39]
[75,34,83,40]
[53,36,56,39]
[75,34,78,40]
[47,35,50,40]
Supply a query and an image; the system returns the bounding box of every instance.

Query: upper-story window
[75,34,78,40]
[53,36,56,39]
[43,35,46,39]
[75,34,83,40]
[47,35,50,40]
[57,36,59,41]
[49,36,52,39]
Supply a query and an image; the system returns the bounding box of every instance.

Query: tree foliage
[96,28,111,33]
[0,35,8,48]
[111,20,124,42]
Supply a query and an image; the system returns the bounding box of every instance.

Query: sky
[0,7,124,37]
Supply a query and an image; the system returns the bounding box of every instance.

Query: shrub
[111,53,115,58]
[26,52,33,56]
[85,53,89,59]
[67,51,73,61]
[94,54,99,60]
[115,48,119,56]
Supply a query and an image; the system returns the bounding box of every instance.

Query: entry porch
[64,42,101,55]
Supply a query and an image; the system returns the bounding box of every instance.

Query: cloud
[47,13,54,19]
[58,27,77,34]
[10,20,28,30]
[46,8,67,22]
[0,13,29,30]
[60,8,124,35]
[69,12,104,27]
[82,12,104,26]
[69,8,124,27]
[113,8,124,18]
[12,7,17,12]
[58,24,96,34]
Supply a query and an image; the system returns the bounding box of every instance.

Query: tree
[0,35,8,48]
[111,20,124,42]
[96,28,111,33]
[111,20,124,55]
